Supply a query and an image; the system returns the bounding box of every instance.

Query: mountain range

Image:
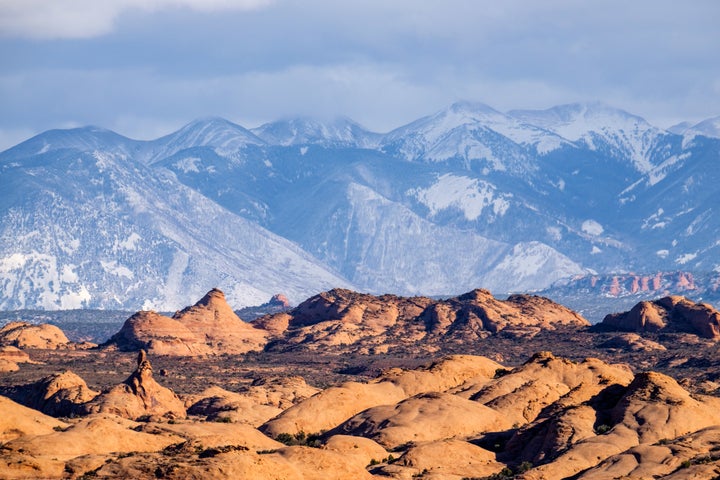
[1,101,719,310]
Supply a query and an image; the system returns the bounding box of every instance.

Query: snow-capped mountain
[669,115,720,140]
[509,102,673,173]
[251,117,381,148]
[1,101,719,310]
[0,131,351,310]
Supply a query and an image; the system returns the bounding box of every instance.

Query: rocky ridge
[600,295,720,339]
[257,288,589,354]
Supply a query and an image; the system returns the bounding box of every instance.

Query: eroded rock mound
[10,370,100,417]
[172,288,268,354]
[107,310,212,356]
[600,295,720,339]
[106,288,267,355]
[83,350,185,420]
[0,321,70,349]
[0,345,32,372]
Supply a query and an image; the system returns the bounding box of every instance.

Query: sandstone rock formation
[600,295,720,339]
[4,346,720,479]
[83,350,186,420]
[0,395,68,443]
[12,370,100,417]
[108,310,212,356]
[187,375,319,426]
[0,345,32,372]
[258,288,589,352]
[172,287,268,353]
[0,321,70,349]
[260,355,502,437]
[106,288,267,355]
[599,332,667,352]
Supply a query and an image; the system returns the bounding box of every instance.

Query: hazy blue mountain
[0,132,352,310]
[1,101,718,310]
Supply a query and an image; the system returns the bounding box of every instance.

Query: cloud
[0,0,273,39]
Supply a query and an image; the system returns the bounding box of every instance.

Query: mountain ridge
[1,101,719,310]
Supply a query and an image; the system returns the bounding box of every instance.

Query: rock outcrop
[600,296,720,339]
[83,350,186,420]
[0,321,70,349]
[12,370,100,417]
[0,345,32,372]
[172,288,268,354]
[106,288,267,355]
[258,288,589,352]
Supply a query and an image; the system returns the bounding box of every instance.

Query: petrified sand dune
[0,395,68,443]
[599,332,667,352]
[331,391,509,449]
[0,345,31,372]
[516,370,720,480]
[379,439,504,479]
[188,376,319,426]
[172,287,268,353]
[108,310,212,356]
[19,370,99,416]
[576,426,720,479]
[0,321,70,349]
[467,352,634,425]
[601,295,720,339]
[83,350,185,420]
[5,339,720,480]
[260,355,502,437]
[3,414,183,460]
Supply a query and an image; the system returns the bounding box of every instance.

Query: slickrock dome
[0,345,31,372]
[0,321,70,349]
[600,296,720,339]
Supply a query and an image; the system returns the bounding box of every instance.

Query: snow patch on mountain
[0,252,91,309]
[409,173,511,221]
[509,102,666,173]
[482,242,587,293]
[581,220,604,236]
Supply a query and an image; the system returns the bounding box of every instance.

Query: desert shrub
[275,431,323,447]
[595,424,612,434]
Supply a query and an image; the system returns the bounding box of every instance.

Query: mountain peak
[251,116,379,148]
[142,117,265,163]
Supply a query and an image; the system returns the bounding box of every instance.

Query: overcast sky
[1,0,718,150]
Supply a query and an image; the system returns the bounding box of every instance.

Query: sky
[0,0,719,150]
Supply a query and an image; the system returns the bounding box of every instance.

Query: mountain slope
[0,137,352,310]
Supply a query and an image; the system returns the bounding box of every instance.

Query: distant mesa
[106,288,268,356]
[599,296,720,339]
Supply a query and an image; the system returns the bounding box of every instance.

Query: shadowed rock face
[601,296,720,339]
[257,288,590,352]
